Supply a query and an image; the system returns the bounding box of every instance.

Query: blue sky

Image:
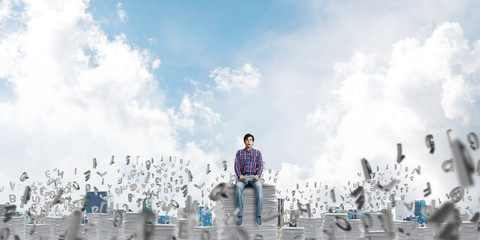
[1,0,480,214]
[87,0,306,104]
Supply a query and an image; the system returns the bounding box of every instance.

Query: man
[234,133,263,226]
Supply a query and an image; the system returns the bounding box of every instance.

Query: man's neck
[245,147,253,151]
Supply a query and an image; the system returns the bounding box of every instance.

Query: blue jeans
[235,175,263,217]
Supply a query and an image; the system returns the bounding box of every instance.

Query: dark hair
[244,133,254,142]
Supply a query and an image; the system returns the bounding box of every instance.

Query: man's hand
[253,175,259,182]
[239,175,245,181]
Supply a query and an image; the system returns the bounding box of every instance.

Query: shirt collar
[244,147,254,152]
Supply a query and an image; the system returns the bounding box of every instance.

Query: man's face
[244,137,253,149]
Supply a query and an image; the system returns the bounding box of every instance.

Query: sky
[1,0,480,215]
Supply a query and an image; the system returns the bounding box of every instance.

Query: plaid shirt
[235,148,263,177]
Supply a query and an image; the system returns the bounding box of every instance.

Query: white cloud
[116,2,127,22]
[170,80,221,136]
[307,22,480,204]
[0,0,181,203]
[210,63,261,94]
[151,58,161,70]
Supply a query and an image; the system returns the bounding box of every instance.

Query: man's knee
[254,180,263,190]
[235,181,244,191]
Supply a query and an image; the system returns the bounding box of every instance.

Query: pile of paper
[320,213,349,239]
[363,231,396,240]
[45,216,69,239]
[459,221,477,240]
[2,217,25,238]
[123,212,142,239]
[25,224,51,240]
[393,220,422,240]
[171,218,197,239]
[85,213,121,239]
[98,213,121,239]
[85,213,101,239]
[297,217,323,239]
[418,227,434,239]
[344,219,362,240]
[152,224,176,239]
[367,213,386,232]
[191,226,218,240]
[280,227,305,240]
[214,183,278,240]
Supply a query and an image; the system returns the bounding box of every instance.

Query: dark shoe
[256,216,262,226]
[237,216,243,226]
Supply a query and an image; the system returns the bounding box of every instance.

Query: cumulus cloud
[116,2,127,22]
[210,63,261,94]
[306,22,480,204]
[169,79,221,137]
[0,0,181,198]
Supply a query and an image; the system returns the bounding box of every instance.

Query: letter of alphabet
[8,195,16,203]
[446,129,453,147]
[425,134,435,154]
[181,185,188,197]
[206,164,211,175]
[20,172,29,182]
[3,205,16,223]
[449,187,464,203]
[396,143,405,163]
[423,182,431,197]
[467,132,479,150]
[442,159,454,172]
[351,186,365,210]
[209,182,228,201]
[22,186,31,205]
[335,216,352,231]
[146,160,151,171]
[222,161,227,171]
[451,139,475,187]
[84,170,91,182]
[185,168,193,182]
[361,158,372,180]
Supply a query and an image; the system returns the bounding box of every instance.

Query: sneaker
[256,216,262,226]
[237,216,243,226]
